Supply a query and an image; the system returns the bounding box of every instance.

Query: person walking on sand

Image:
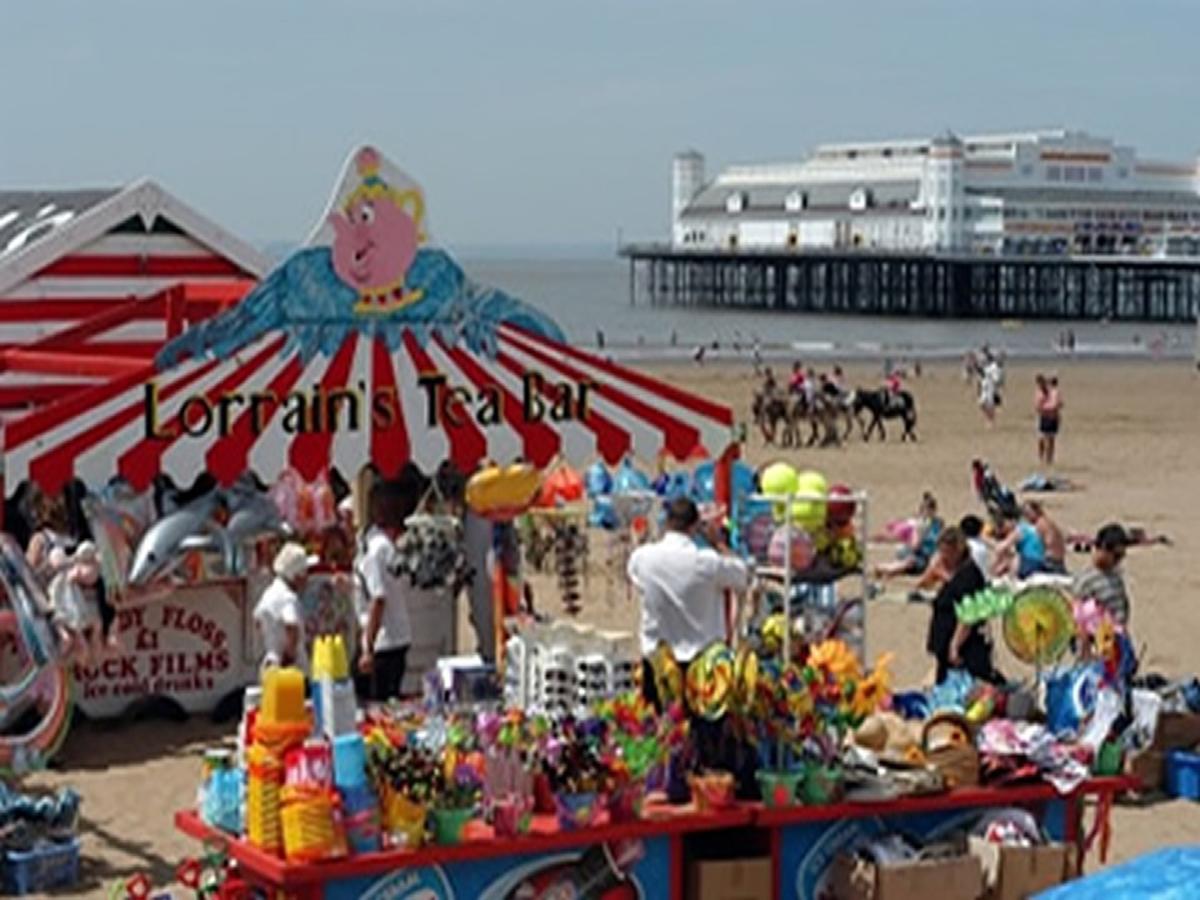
[927,528,1000,685]
[1035,374,1063,465]
[978,356,1002,426]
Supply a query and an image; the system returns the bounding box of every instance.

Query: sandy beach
[24,358,1200,898]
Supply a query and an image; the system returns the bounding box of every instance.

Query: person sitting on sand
[875,492,942,581]
[991,511,1046,580]
[926,528,1000,685]
[1023,500,1067,574]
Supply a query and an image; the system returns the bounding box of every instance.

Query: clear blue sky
[2,1,1196,251]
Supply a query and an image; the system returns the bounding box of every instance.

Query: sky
[2,1,1198,252]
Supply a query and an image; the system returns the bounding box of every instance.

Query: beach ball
[761,462,799,498]
[767,525,815,572]
[791,470,828,532]
[761,462,799,524]
[826,484,856,528]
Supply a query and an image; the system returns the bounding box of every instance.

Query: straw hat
[272,543,311,582]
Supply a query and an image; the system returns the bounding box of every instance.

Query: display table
[757,777,1136,899]
[175,778,1137,900]
[176,803,755,900]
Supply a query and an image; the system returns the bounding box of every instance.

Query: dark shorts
[1039,415,1060,436]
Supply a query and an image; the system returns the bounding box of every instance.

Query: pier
[620,246,1200,323]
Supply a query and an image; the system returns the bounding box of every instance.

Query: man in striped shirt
[1073,524,1132,626]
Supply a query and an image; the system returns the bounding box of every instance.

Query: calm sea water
[462,257,1196,360]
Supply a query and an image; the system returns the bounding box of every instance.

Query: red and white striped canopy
[3,324,733,496]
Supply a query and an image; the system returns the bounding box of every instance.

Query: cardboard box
[969,837,1071,900]
[831,853,983,900]
[1126,748,1166,791]
[685,857,773,900]
[1152,712,1200,751]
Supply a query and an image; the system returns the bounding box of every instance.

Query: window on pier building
[1047,166,1062,181]
[1065,167,1086,183]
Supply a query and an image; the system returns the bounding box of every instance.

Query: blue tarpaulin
[1036,847,1200,899]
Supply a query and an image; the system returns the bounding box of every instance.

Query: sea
[457,256,1196,363]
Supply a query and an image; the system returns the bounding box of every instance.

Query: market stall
[174,778,1135,900]
[0,145,733,747]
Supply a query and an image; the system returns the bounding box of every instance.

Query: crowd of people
[872,485,1133,686]
[253,467,448,704]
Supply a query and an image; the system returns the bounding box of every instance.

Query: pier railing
[618,245,1200,322]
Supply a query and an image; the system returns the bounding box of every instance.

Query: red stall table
[755,776,1138,899]
[177,802,754,900]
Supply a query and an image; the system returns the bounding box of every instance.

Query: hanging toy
[552,518,587,616]
[466,463,542,522]
[537,462,585,508]
[392,514,473,593]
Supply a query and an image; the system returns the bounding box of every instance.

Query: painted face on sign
[329,192,420,292]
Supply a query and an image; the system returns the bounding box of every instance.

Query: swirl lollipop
[685,642,734,721]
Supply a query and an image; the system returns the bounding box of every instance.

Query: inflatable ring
[0,665,72,777]
[466,463,542,521]
[685,642,734,721]
[1002,586,1074,665]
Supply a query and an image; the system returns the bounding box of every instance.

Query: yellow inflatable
[465,463,542,521]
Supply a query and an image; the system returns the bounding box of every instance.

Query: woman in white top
[254,543,310,673]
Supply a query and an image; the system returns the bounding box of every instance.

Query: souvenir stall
[0,144,733,739]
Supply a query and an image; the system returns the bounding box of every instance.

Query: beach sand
[22,359,1200,897]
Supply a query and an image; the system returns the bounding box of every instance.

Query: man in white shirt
[254,542,310,673]
[628,497,750,686]
[355,478,416,701]
[960,515,991,579]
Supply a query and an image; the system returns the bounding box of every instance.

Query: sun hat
[272,542,311,581]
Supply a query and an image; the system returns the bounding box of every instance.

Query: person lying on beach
[1068,526,1172,554]
[1020,473,1082,493]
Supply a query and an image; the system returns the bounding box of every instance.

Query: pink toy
[47,541,104,663]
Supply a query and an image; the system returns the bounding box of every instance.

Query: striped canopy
[3,323,733,497]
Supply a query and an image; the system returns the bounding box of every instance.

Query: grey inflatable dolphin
[128,496,231,586]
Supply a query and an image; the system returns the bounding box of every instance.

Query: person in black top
[926,527,1000,684]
